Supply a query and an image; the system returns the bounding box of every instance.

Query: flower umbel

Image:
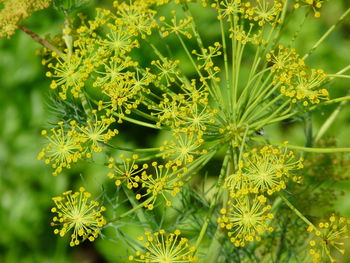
[307,215,350,263]
[218,195,274,247]
[50,187,106,247]
[129,229,198,262]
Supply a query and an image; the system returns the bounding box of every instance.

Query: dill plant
[2,0,350,262]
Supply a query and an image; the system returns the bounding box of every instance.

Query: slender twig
[20,25,64,57]
[303,7,350,60]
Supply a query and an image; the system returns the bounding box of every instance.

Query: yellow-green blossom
[218,194,274,247]
[51,187,106,247]
[129,229,198,262]
[0,0,51,38]
[37,121,84,176]
[307,215,350,263]
[107,154,148,188]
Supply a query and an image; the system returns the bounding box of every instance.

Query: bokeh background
[1,0,350,262]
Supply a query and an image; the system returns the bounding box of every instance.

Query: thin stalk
[109,196,153,222]
[271,0,289,47]
[20,25,64,57]
[103,143,160,153]
[336,64,350,75]
[314,99,348,143]
[237,67,271,110]
[219,15,232,111]
[180,0,205,50]
[308,96,350,110]
[63,16,73,57]
[193,148,230,253]
[289,9,310,47]
[132,108,159,122]
[251,137,350,153]
[121,116,162,130]
[238,73,275,122]
[303,7,350,60]
[79,91,92,118]
[279,192,314,228]
[122,187,151,232]
[204,157,233,263]
[244,93,284,124]
[328,74,350,79]
[231,15,238,118]
[251,101,291,129]
[304,112,313,148]
[266,96,350,123]
[234,40,245,114]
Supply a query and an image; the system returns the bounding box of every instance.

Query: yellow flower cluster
[51,187,106,247]
[0,0,51,38]
[38,113,118,175]
[160,134,208,166]
[152,83,217,137]
[215,0,284,27]
[307,215,350,263]
[225,144,304,195]
[107,154,148,189]
[108,157,185,210]
[219,144,303,246]
[129,230,198,262]
[218,195,274,247]
[267,45,329,106]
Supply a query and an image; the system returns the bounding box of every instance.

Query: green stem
[109,196,152,222]
[304,112,313,148]
[314,99,348,143]
[79,91,92,118]
[121,116,162,130]
[336,64,350,75]
[103,143,160,153]
[219,15,231,111]
[121,187,151,230]
[279,192,314,228]
[251,137,350,153]
[193,149,230,253]
[303,7,350,60]
[289,9,310,47]
[205,223,226,263]
[328,74,350,79]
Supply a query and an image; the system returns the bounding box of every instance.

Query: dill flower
[77,111,118,153]
[129,229,198,262]
[46,52,93,99]
[107,154,148,188]
[266,45,301,73]
[307,215,350,263]
[151,58,180,87]
[139,161,184,209]
[160,133,206,166]
[0,0,51,38]
[225,144,304,195]
[267,46,329,106]
[159,12,193,39]
[37,121,84,176]
[218,195,274,247]
[247,0,283,27]
[98,76,144,122]
[51,187,106,247]
[216,0,243,21]
[281,68,329,106]
[114,0,158,38]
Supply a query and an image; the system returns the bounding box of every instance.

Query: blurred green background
[1,0,350,262]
